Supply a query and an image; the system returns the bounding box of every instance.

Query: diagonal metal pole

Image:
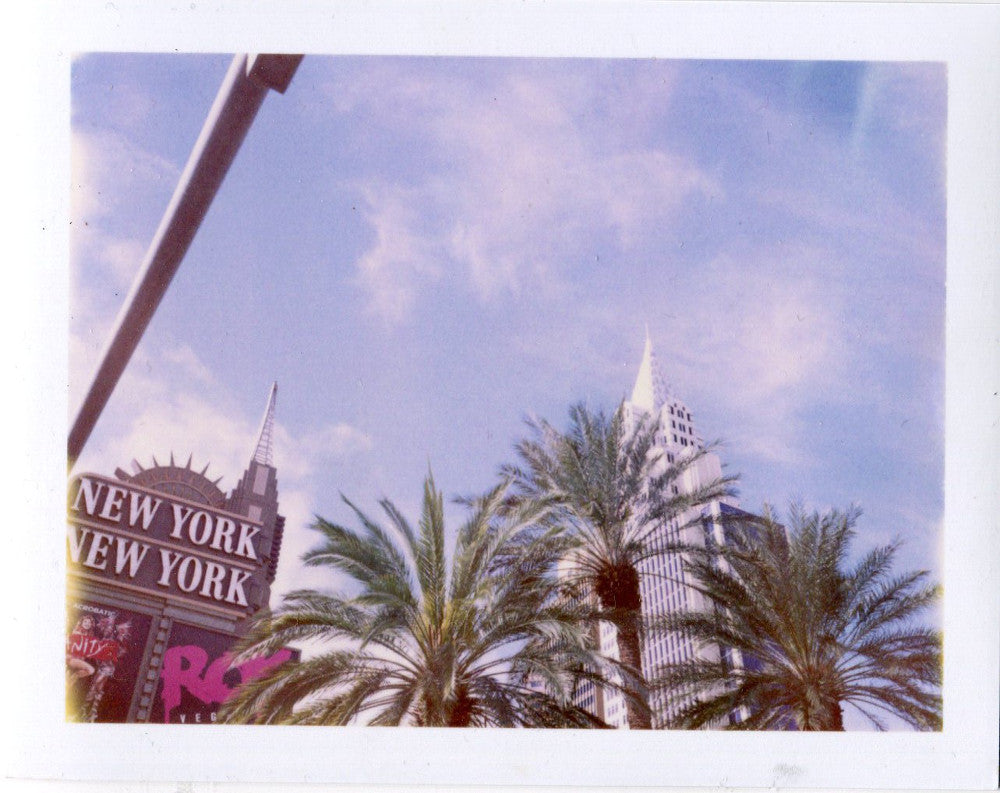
[68,53,303,464]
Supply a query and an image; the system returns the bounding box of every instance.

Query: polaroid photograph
[10,1,1000,790]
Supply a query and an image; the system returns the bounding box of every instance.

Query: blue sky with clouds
[69,54,945,622]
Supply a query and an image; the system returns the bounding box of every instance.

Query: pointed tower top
[251,382,278,467]
[630,329,671,413]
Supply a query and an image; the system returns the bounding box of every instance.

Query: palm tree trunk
[799,692,845,731]
[825,701,844,731]
[447,686,474,727]
[596,564,651,729]
[614,609,652,730]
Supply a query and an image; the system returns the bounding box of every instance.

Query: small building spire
[630,329,671,412]
[251,382,278,467]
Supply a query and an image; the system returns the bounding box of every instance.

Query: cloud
[72,338,369,492]
[855,63,947,173]
[98,238,148,285]
[70,127,180,391]
[71,129,175,225]
[271,420,373,483]
[352,184,444,325]
[73,343,256,488]
[161,344,216,385]
[300,422,374,459]
[703,257,840,399]
[632,244,852,468]
[701,64,944,278]
[71,129,176,287]
[268,487,334,599]
[70,337,375,602]
[355,60,945,487]
[340,64,718,324]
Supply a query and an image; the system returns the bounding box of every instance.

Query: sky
[69,54,946,674]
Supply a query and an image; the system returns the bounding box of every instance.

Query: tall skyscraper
[578,332,746,728]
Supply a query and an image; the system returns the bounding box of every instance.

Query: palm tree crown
[218,473,611,727]
[652,504,942,730]
[502,402,737,729]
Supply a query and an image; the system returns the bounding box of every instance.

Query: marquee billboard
[150,622,297,724]
[66,389,286,723]
[67,473,270,616]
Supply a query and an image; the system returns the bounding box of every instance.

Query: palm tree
[652,504,942,730]
[502,402,737,729]
[218,473,614,727]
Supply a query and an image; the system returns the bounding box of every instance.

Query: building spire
[251,382,278,467]
[630,328,671,412]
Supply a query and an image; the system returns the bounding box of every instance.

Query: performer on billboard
[66,615,98,682]
[66,609,134,721]
[83,617,132,722]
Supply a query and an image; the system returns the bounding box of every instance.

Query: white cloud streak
[71,336,374,602]
[353,184,443,325]
[71,129,176,289]
[667,247,846,466]
[340,66,719,324]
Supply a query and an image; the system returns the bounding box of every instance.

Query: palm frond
[654,504,942,730]
[502,401,738,729]
[219,472,612,727]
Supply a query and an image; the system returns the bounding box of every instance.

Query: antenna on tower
[251,382,278,467]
